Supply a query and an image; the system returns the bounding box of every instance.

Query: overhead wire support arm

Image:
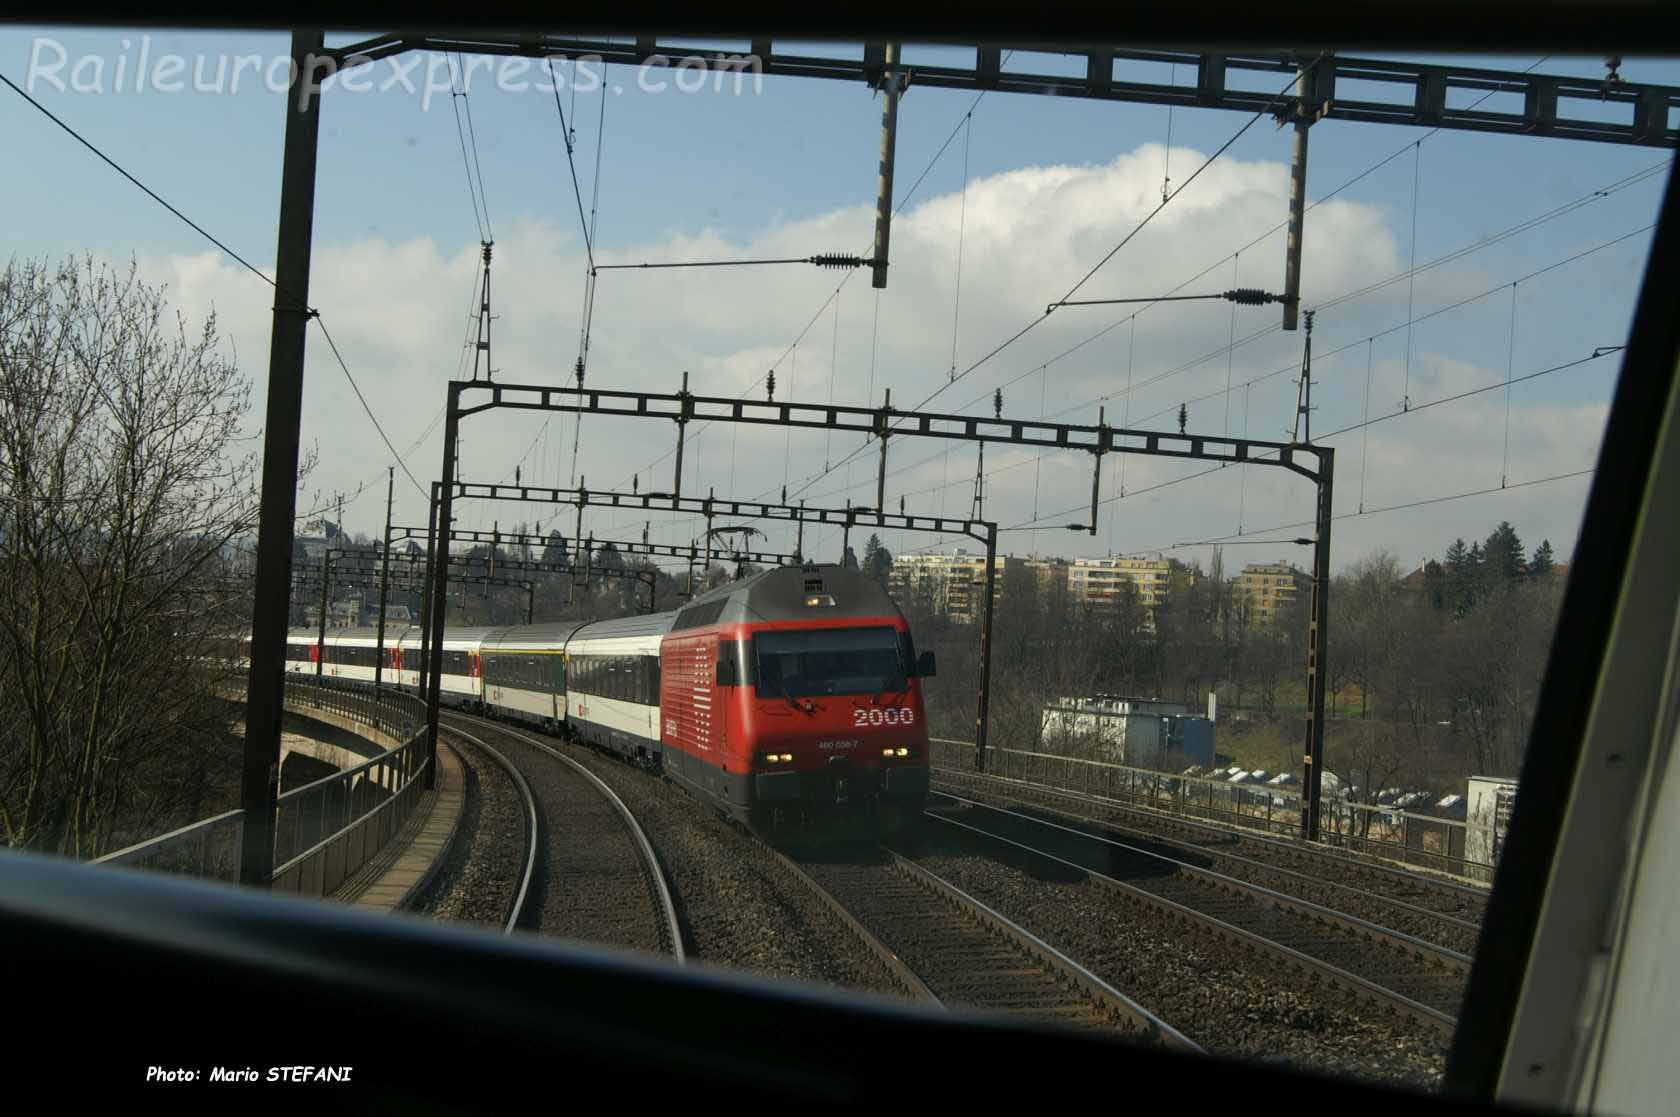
[449,482,995,547]
[591,254,876,272]
[446,378,1326,482]
[441,472,1003,767]
[386,525,799,568]
[1046,288,1291,312]
[320,36,1680,148]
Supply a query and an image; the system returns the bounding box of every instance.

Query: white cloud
[135,140,1623,575]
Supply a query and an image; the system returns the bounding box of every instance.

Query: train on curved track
[273,562,934,836]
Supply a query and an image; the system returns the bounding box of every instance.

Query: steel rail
[763,845,941,1007]
[921,810,1460,1039]
[934,793,1472,971]
[934,779,1482,944]
[439,724,541,934]
[450,715,685,963]
[885,849,1203,1052]
[931,741,1491,898]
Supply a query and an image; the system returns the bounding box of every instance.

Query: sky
[2,27,1676,579]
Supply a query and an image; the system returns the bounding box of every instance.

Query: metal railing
[270,679,429,896]
[931,738,1492,880]
[92,808,246,880]
[93,676,430,893]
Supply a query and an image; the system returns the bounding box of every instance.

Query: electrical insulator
[1225,288,1276,306]
[993,388,1003,418]
[574,358,585,387]
[766,370,776,401]
[780,484,787,503]
[633,475,639,493]
[809,253,864,270]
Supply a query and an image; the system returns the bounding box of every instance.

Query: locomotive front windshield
[755,627,907,699]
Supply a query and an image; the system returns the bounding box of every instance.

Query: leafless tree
[0,257,263,857]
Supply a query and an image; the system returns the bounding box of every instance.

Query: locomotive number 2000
[853,707,915,727]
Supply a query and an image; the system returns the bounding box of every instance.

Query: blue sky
[3,27,1675,575]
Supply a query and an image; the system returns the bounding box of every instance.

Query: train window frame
[9,15,1679,1108]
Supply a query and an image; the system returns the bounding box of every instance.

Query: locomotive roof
[676,563,903,628]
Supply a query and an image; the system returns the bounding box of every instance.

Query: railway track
[464,713,946,1000]
[922,796,1469,1040]
[933,763,1488,926]
[399,731,539,934]
[932,778,1481,954]
[444,714,684,962]
[439,711,1441,1083]
[788,844,1200,1051]
[445,729,539,934]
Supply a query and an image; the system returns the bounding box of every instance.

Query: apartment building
[1236,561,1305,626]
[888,549,1001,619]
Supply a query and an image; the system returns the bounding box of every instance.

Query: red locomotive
[655,563,934,835]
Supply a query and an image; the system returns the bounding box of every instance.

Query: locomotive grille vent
[674,600,726,630]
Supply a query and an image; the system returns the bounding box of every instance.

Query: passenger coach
[275,564,933,835]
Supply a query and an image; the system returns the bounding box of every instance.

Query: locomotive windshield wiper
[760,672,802,711]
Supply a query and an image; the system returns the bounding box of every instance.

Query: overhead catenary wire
[0,68,433,514]
[774,207,1652,519]
[604,53,1021,517]
[780,55,1329,506]
[826,293,841,471]
[1039,167,1664,425]
[536,55,606,520]
[873,213,1642,533]
[927,55,1561,431]
[949,109,975,381]
[1403,139,1421,411]
[0,71,279,297]
[692,55,1559,537]
[544,58,597,270]
[588,54,1585,554]
[1165,468,1596,553]
[571,76,609,497]
[312,319,429,501]
[1119,223,1654,433]
[1502,282,1519,488]
[1359,338,1374,512]
[1002,344,1622,537]
[449,55,493,244]
[791,55,1564,556]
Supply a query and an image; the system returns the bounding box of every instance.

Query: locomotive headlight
[895,747,910,757]
[882,747,894,757]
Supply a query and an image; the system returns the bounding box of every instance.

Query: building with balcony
[1236,561,1306,626]
[888,549,1002,620]
[1068,555,1171,628]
